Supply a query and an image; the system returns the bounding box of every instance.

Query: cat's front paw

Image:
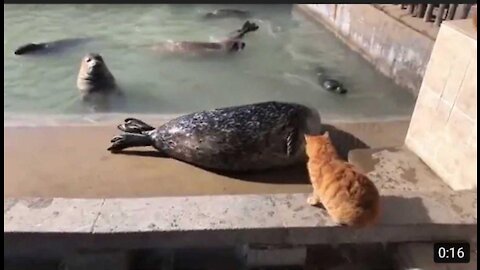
[307,194,321,206]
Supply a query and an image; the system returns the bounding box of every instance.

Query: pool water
[4,4,415,122]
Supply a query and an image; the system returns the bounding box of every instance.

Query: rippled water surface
[4,4,415,121]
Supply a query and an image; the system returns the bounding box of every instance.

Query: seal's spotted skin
[108,101,322,172]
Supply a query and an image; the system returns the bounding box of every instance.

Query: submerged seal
[320,79,347,94]
[203,9,251,19]
[151,21,259,56]
[108,101,322,172]
[14,37,92,56]
[315,67,348,95]
[76,53,123,105]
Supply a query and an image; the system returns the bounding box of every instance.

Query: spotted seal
[14,37,92,56]
[76,53,123,109]
[150,21,259,55]
[108,101,322,172]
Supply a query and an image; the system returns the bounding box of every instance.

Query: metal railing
[399,4,475,26]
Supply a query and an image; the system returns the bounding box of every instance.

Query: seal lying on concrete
[315,67,348,95]
[14,37,92,56]
[76,53,123,109]
[203,9,251,19]
[150,21,259,56]
[108,101,322,172]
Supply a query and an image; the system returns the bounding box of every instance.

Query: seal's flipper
[231,21,259,39]
[117,118,155,133]
[108,133,153,152]
[285,128,299,157]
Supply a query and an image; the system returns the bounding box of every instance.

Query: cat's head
[304,132,334,158]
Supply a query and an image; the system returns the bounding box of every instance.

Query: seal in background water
[14,37,92,56]
[108,101,322,172]
[150,21,259,55]
[203,9,251,19]
[315,67,348,95]
[76,53,123,110]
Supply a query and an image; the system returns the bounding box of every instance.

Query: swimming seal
[151,21,259,55]
[76,53,122,104]
[315,67,348,95]
[108,101,322,172]
[203,9,251,19]
[320,79,347,94]
[14,37,92,56]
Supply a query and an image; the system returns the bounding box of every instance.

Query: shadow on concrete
[219,164,311,184]
[322,124,370,160]
[379,195,431,225]
[114,150,168,158]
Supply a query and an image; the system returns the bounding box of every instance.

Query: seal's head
[225,40,246,52]
[77,53,117,97]
[80,53,108,77]
[14,43,44,55]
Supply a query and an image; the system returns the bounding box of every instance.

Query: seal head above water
[76,53,124,112]
[107,101,322,172]
[76,53,121,100]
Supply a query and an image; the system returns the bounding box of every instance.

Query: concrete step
[4,147,476,269]
[392,243,477,270]
[5,188,476,257]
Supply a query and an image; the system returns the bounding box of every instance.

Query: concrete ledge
[4,191,477,258]
[348,147,477,222]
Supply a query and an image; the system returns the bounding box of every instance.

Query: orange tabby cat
[304,132,380,227]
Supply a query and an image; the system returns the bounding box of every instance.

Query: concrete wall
[405,20,477,190]
[295,4,435,96]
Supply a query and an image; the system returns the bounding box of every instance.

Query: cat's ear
[323,131,330,138]
[304,134,310,141]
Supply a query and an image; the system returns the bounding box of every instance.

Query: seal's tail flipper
[108,133,153,152]
[117,118,155,134]
[232,21,259,39]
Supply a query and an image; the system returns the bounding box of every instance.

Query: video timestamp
[433,242,470,263]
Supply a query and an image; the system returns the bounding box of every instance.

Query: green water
[4,4,415,121]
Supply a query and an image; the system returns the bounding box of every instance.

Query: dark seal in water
[14,37,92,56]
[108,101,322,172]
[321,79,347,94]
[315,67,348,95]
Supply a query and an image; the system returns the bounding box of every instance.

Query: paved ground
[4,120,409,198]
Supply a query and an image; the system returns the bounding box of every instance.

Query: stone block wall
[295,4,435,96]
[405,20,477,190]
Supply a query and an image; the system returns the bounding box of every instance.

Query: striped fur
[304,132,380,228]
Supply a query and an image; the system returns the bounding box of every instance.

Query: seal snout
[82,53,106,74]
[229,40,246,52]
[14,43,40,55]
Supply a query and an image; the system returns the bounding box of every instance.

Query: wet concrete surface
[4,120,408,198]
